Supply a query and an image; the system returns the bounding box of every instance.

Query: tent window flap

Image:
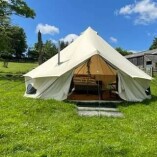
[26,84,37,94]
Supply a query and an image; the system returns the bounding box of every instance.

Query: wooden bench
[73,76,102,95]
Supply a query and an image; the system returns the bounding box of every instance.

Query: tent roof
[24,27,152,80]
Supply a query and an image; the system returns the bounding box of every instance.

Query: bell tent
[24,27,152,102]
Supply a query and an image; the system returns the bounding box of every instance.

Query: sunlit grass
[0,61,38,74]
[0,63,157,156]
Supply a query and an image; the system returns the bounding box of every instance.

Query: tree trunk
[3,60,8,68]
[38,53,44,65]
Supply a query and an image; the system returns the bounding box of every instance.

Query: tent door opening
[67,54,120,101]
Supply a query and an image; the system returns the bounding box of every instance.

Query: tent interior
[68,54,121,100]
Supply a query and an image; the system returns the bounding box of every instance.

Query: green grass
[0,61,37,74]
[0,62,157,156]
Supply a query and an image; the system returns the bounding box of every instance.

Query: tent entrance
[68,55,120,100]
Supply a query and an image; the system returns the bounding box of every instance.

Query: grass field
[0,62,157,157]
[0,61,38,74]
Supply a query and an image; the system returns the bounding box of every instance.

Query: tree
[115,47,132,56]
[36,30,44,65]
[60,41,69,50]
[10,26,27,59]
[149,37,157,50]
[0,0,35,19]
[0,0,35,67]
[43,40,57,60]
[27,47,38,60]
[0,23,12,53]
[0,25,27,67]
[0,15,12,53]
[0,0,34,48]
[0,25,15,67]
[28,39,58,62]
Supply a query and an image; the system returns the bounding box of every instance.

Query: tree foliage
[0,26,27,58]
[149,37,157,50]
[0,0,35,19]
[115,47,132,56]
[28,39,58,63]
[43,40,57,60]
[28,31,70,63]
[60,41,68,51]
[10,26,27,58]
[0,0,35,67]
[27,47,38,60]
[0,24,12,53]
[36,31,44,65]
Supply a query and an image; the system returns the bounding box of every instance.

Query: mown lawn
[0,61,38,74]
[0,62,157,157]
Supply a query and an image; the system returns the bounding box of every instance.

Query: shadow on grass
[0,73,24,82]
[71,101,118,108]
[117,95,157,107]
[68,94,157,109]
[101,146,129,156]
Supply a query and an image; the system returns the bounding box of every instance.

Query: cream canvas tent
[24,27,152,102]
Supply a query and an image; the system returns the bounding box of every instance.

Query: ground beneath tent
[68,90,120,101]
